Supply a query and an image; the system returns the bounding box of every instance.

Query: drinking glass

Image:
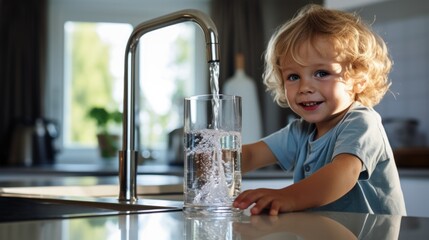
[183,94,242,216]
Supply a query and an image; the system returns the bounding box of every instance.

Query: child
[233,4,407,216]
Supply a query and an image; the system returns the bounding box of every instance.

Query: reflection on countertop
[0,210,428,239]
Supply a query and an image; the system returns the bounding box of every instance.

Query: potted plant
[88,107,122,159]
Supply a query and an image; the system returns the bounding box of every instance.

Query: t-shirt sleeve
[333,109,389,180]
[262,120,303,171]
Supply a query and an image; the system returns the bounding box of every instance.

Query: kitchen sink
[0,183,184,221]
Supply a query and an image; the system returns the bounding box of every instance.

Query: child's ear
[353,80,366,94]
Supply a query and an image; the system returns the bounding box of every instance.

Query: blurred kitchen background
[0,0,428,167]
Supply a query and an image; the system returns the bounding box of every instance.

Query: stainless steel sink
[0,183,184,221]
[1,183,183,206]
[1,184,183,206]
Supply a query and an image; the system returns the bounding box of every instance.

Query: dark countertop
[0,163,184,177]
[394,148,429,168]
[0,163,294,180]
[1,162,427,179]
[0,209,427,239]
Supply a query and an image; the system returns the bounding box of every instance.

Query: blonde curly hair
[263,4,392,108]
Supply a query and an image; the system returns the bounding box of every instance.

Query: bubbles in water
[185,129,241,206]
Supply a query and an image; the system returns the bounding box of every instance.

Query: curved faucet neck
[119,9,220,202]
[128,9,219,63]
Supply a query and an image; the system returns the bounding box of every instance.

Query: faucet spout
[119,9,219,202]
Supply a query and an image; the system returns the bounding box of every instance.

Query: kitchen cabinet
[400,172,429,218]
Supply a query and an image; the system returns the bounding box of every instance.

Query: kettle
[8,118,59,166]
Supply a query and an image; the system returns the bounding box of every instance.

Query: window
[139,24,196,162]
[64,22,132,148]
[46,1,209,163]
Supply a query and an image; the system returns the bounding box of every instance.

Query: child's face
[280,37,355,135]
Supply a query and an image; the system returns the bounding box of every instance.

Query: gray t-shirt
[263,103,407,215]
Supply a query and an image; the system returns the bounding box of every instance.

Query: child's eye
[315,70,329,78]
[286,74,300,81]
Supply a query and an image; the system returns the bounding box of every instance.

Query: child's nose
[298,78,315,94]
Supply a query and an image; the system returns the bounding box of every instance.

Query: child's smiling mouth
[299,101,323,110]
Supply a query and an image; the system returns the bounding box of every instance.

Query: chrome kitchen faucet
[119,9,220,202]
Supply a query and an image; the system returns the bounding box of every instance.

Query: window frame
[45,0,209,163]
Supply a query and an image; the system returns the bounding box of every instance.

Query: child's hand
[233,188,292,216]
[234,154,363,216]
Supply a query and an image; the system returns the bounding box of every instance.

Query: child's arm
[234,153,363,215]
[241,141,278,173]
